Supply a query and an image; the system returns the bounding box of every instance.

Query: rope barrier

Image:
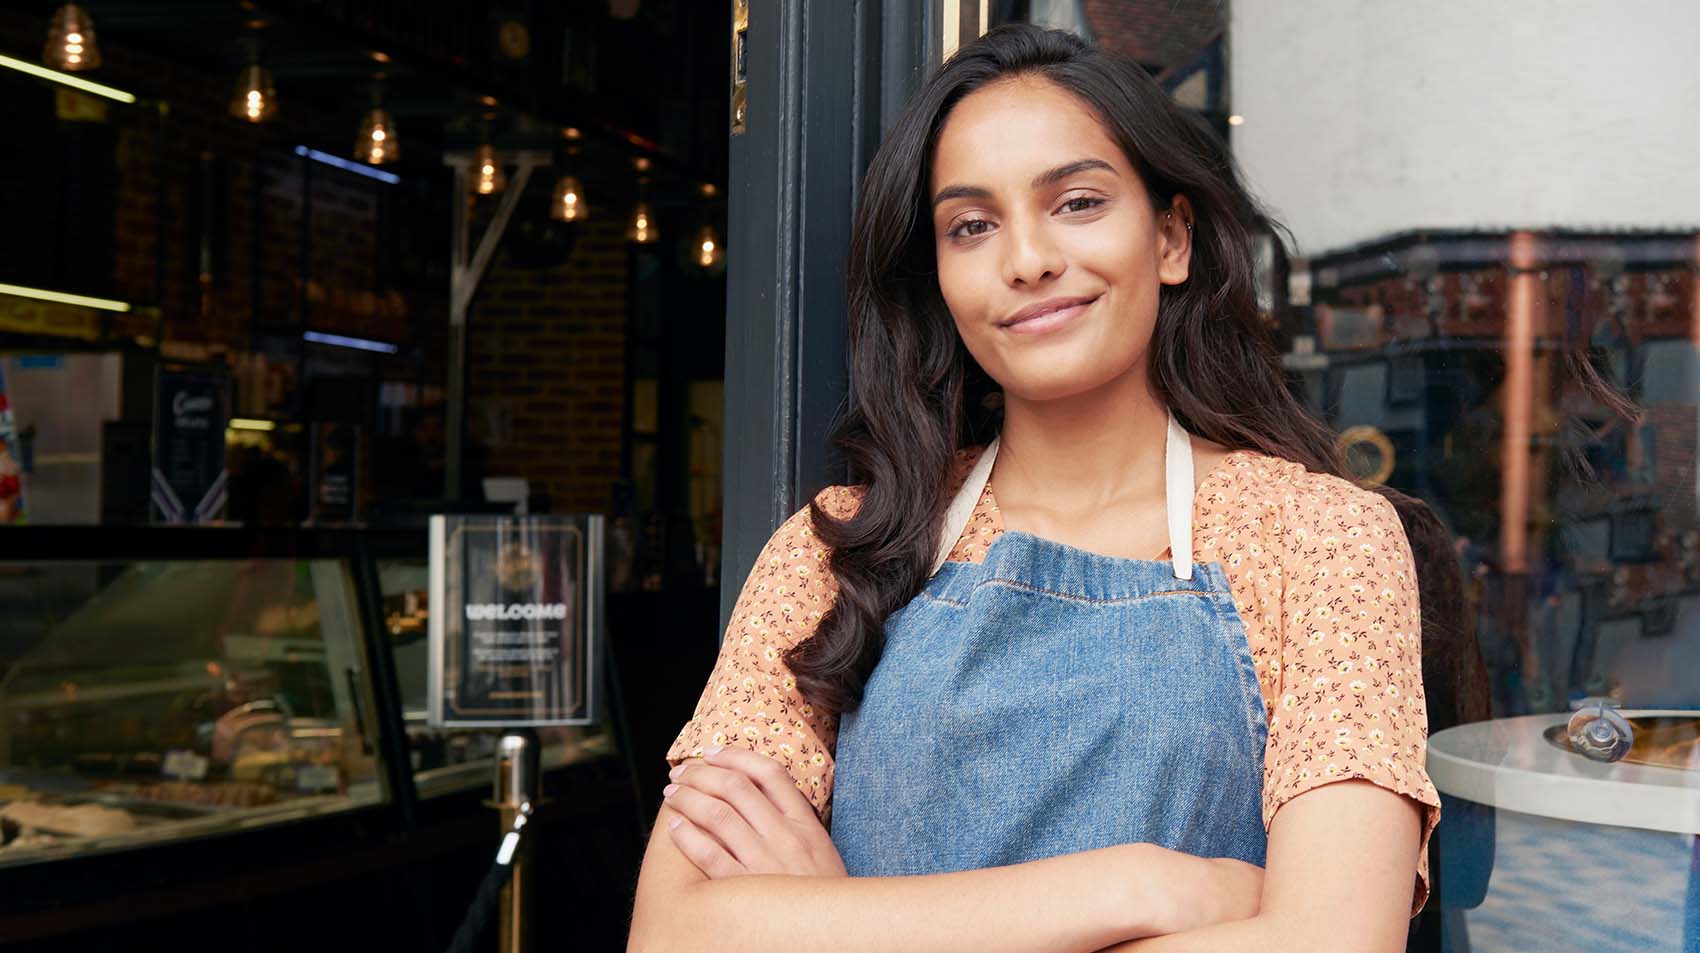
[445,801,534,953]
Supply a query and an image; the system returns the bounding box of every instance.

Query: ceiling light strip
[0,282,132,312]
[293,146,401,185]
[303,330,399,354]
[0,53,136,104]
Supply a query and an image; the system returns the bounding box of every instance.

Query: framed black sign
[428,514,603,727]
[151,366,229,523]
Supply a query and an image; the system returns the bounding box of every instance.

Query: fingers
[699,745,821,824]
[669,759,791,840]
[663,778,770,867]
[664,808,745,879]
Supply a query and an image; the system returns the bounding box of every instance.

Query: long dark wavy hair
[788,25,1494,729]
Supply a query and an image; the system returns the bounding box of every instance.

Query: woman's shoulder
[1215,449,1391,509]
[1209,450,1406,551]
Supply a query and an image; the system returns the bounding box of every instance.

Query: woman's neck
[993,368,1169,517]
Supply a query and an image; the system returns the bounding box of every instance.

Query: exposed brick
[468,217,628,512]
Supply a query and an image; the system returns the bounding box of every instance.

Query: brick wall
[1082,0,1223,73]
[467,216,628,514]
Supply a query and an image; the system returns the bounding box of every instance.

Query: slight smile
[999,294,1099,335]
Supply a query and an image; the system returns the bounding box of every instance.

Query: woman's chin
[998,365,1136,406]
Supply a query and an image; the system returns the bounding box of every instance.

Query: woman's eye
[949,218,992,238]
[1058,196,1103,214]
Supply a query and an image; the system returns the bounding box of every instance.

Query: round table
[1428,710,1700,835]
[1427,711,1700,952]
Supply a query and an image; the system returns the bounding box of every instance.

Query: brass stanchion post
[491,729,539,953]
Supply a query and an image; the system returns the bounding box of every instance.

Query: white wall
[1229,1,1700,255]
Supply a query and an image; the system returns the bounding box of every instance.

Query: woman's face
[929,77,1192,403]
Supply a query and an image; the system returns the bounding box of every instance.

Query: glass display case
[0,524,634,952]
[0,532,387,866]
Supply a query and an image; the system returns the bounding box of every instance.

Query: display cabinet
[0,525,633,953]
[0,538,387,865]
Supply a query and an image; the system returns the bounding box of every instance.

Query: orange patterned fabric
[669,446,1442,913]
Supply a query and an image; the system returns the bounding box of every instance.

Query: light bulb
[693,224,724,269]
[230,64,279,123]
[355,107,399,164]
[44,4,100,72]
[550,175,586,222]
[474,144,505,195]
[627,201,657,244]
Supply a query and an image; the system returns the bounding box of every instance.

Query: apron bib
[831,413,1269,874]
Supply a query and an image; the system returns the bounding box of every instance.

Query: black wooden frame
[719,0,946,628]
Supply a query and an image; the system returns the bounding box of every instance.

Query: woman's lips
[1001,295,1097,335]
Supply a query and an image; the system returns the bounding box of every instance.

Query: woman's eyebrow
[931,183,991,209]
[931,158,1116,210]
[1030,158,1114,188]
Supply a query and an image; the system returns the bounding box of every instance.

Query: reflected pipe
[1501,231,1539,576]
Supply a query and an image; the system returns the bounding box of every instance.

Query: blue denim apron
[831,413,1269,874]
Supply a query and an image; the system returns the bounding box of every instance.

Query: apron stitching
[972,577,1212,605]
[1204,591,1271,744]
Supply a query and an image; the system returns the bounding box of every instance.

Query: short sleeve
[1263,484,1443,916]
[665,487,860,819]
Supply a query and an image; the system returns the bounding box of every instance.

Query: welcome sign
[428,514,604,727]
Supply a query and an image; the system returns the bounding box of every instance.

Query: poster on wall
[152,367,230,524]
[428,514,603,727]
[0,363,23,525]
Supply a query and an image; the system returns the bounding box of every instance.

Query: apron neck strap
[928,412,1196,580]
[930,435,1000,578]
[1164,411,1195,581]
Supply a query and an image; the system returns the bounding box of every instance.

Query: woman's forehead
[931,78,1129,194]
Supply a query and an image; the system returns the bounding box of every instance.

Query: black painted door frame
[718,0,955,628]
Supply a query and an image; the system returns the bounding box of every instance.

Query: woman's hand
[1125,843,1264,937]
[663,745,847,880]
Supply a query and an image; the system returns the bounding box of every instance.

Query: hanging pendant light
[230,63,279,123]
[356,107,398,165]
[550,175,586,222]
[627,201,657,244]
[473,143,505,195]
[693,224,724,270]
[43,3,100,72]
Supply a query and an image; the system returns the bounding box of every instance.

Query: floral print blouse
[668,446,1443,914]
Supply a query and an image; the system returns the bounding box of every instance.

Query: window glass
[989,2,1698,946]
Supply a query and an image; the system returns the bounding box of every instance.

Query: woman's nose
[1000,217,1066,287]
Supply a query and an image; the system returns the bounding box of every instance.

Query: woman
[631,25,1446,953]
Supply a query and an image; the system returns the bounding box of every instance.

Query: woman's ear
[1157,194,1195,286]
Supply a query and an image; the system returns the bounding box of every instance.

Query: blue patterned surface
[1447,809,1697,952]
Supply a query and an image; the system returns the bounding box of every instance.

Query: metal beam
[442,150,551,500]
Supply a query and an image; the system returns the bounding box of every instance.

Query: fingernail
[663,783,679,797]
[704,745,724,757]
[668,764,684,779]
[668,816,682,830]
